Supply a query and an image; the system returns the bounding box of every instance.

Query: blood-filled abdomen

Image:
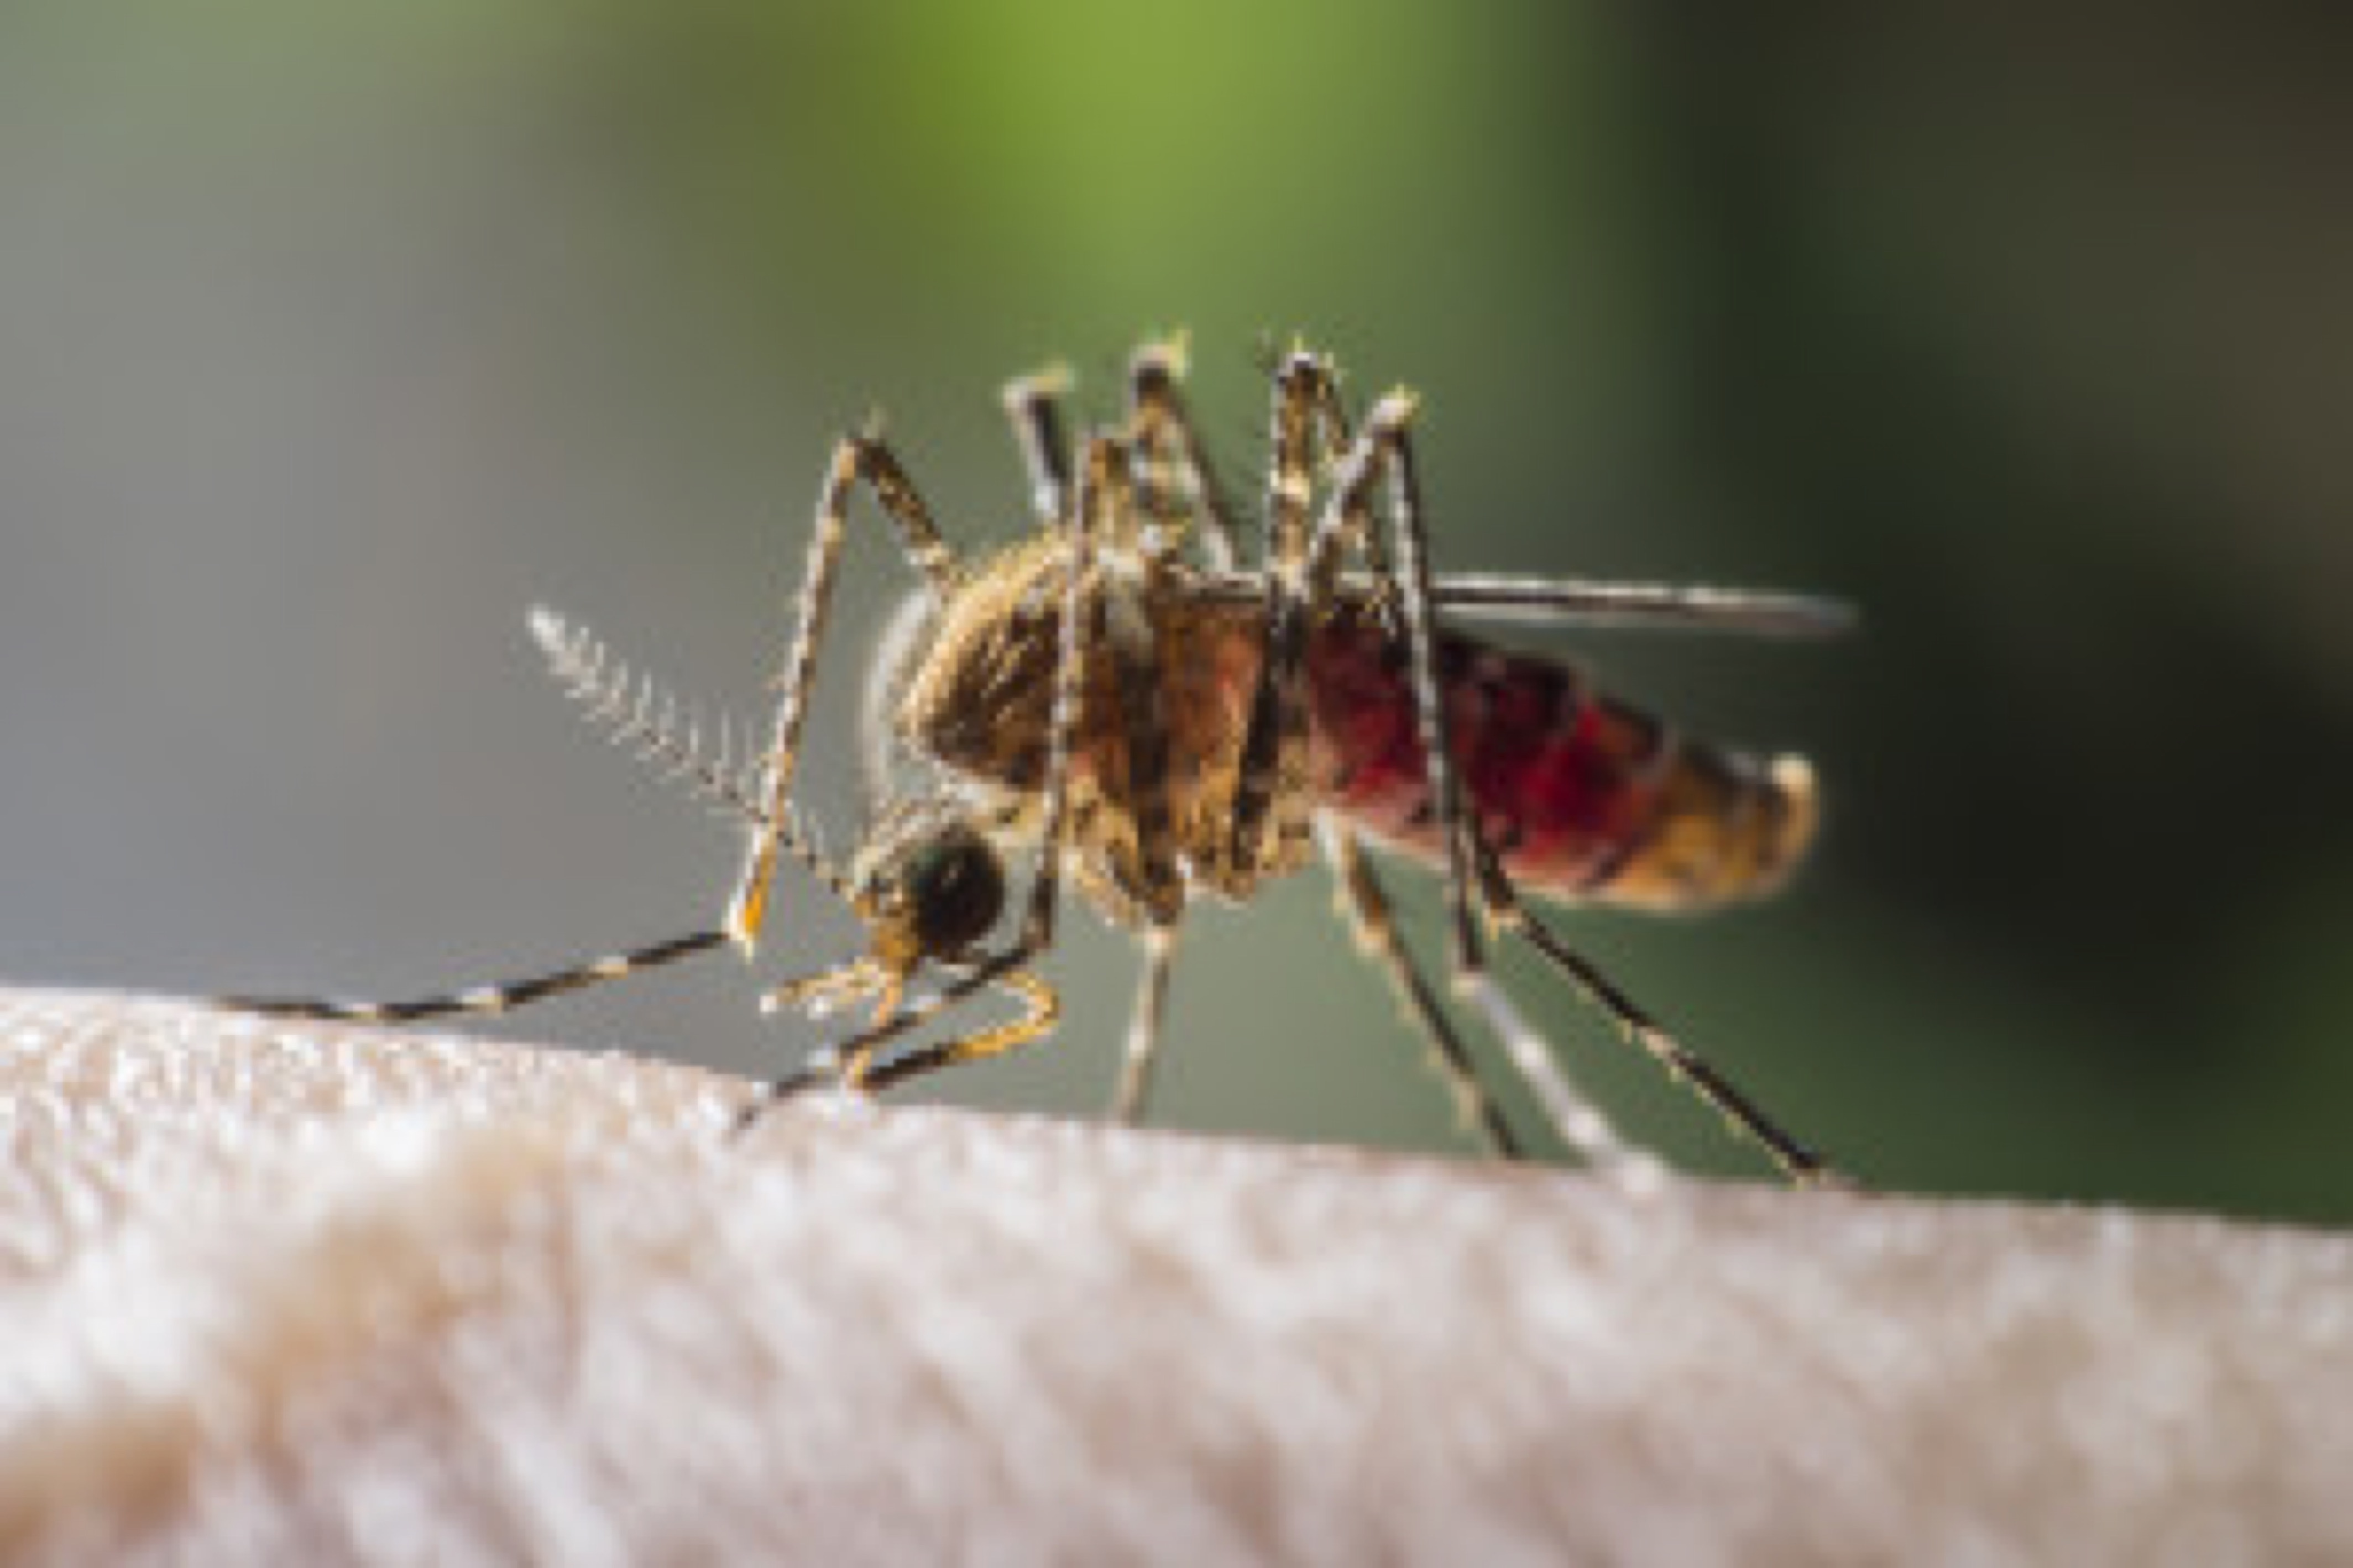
[1304,614,1817,911]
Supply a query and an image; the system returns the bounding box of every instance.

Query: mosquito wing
[1193,571,1854,639]
[1429,574,1857,639]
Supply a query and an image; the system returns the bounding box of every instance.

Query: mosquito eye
[904,830,1005,956]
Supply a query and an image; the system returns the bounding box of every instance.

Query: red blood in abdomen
[1303,618,1663,894]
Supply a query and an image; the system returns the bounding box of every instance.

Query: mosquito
[228,336,1854,1188]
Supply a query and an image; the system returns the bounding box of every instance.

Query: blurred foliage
[4,3,2349,1218]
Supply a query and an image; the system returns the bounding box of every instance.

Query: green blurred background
[5,6,2349,1216]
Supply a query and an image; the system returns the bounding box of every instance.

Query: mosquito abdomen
[1304,616,1818,911]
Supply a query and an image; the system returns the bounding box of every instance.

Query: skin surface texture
[1,987,2347,1564]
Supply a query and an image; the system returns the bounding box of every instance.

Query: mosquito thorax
[895,534,1067,790]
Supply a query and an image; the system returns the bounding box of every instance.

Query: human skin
[2,987,2348,1564]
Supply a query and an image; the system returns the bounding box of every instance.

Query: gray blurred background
[5,6,2349,1216]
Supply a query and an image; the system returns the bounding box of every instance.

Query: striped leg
[222,604,860,1030]
[1301,391,1650,1178]
[221,928,728,1025]
[1126,334,1243,569]
[731,955,1063,1137]
[1092,431,1191,1127]
[1307,395,1822,1186]
[738,432,1116,1128]
[729,431,961,957]
[1469,843,1852,1189]
[1318,819,1520,1159]
[1226,349,1340,885]
[1110,924,1179,1125]
[1002,361,1075,527]
[1099,496,1183,934]
[1210,356,1606,1166]
[1000,434,1113,964]
[1338,390,1481,973]
[741,961,1062,1121]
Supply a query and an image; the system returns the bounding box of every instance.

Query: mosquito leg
[1317,819,1520,1160]
[1451,954,1656,1182]
[1294,365,1386,588]
[221,927,728,1025]
[1353,390,1482,976]
[1473,844,1853,1189]
[1052,380,1197,1129]
[730,431,961,955]
[1126,334,1242,569]
[1265,383,1483,972]
[732,957,1059,1135]
[1090,478,1183,932]
[1226,347,1397,891]
[1108,924,1179,1125]
[809,966,1057,1104]
[1090,467,1193,1130]
[1310,392,1651,1180]
[738,429,1113,1130]
[1015,429,1116,952]
[1002,360,1075,527]
[1285,418,1629,1178]
[1227,349,1335,883]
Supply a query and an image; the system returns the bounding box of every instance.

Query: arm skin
[2,986,2348,1564]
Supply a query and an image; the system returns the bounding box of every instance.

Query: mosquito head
[849,807,1007,969]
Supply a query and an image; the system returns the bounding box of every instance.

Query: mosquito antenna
[213,612,867,1029]
[528,606,857,907]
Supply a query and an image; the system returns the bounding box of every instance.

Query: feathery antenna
[527,606,857,906]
